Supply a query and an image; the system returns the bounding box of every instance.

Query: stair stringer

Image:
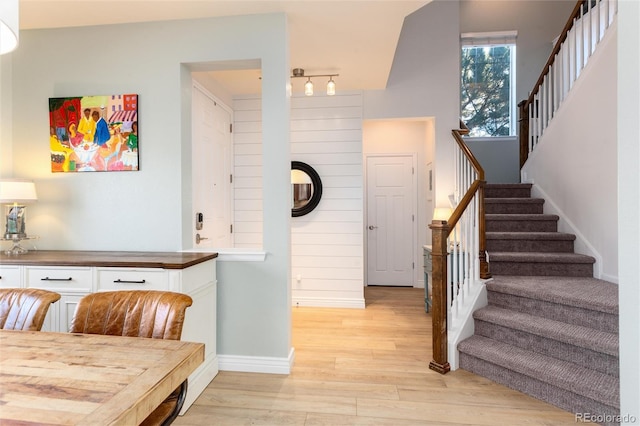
[448,278,488,370]
[522,181,610,282]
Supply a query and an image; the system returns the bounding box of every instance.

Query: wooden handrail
[519,0,588,167]
[450,128,490,279]
[428,127,491,374]
[451,129,485,182]
[525,0,586,107]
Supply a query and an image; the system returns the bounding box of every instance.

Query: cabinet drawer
[97,268,168,291]
[0,265,21,288]
[25,267,92,291]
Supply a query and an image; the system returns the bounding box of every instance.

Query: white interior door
[366,155,415,286]
[192,83,233,248]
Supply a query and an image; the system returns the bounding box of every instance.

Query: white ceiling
[19,0,430,95]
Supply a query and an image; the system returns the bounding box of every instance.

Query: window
[460,31,517,137]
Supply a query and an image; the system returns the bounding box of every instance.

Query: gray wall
[460,0,576,104]
[466,137,520,183]
[365,0,460,209]
[458,0,575,184]
[0,13,292,360]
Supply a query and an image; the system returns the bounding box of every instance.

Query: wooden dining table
[0,329,204,425]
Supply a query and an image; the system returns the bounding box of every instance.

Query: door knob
[368,225,378,230]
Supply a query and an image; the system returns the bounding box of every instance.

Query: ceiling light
[304,78,313,96]
[291,68,339,97]
[0,0,19,55]
[327,77,336,96]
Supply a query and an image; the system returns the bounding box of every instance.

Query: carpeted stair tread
[487,275,618,315]
[486,232,576,241]
[485,183,533,198]
[486,213,559,221]
[473,306,618,356]
[485,198,545,214]
[489,251,595,264]
[486,198,544,204]
[485,183,533,190]
[458,335,619,408]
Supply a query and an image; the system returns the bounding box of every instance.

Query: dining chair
[69,290,193,426]
[0,288,61,331]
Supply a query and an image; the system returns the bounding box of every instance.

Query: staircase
[458,183,620,424]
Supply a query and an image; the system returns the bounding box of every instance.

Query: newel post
[478,181,491,280]
[428,219,451,374]
[518,100,530,168]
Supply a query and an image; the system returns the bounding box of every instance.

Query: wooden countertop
[0,250,218,269]
[0,329,204,425]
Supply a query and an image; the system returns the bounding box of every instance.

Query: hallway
[176,286,576,425]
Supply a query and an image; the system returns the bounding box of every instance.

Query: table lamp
[0,180,38,254]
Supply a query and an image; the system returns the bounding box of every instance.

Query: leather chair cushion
[0,288,61,331]
[69,290,192,339]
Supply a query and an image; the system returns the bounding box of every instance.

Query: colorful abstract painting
[48,94,138,172]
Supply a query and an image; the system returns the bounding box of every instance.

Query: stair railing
[519,0,617,167]
[429,122,490,374]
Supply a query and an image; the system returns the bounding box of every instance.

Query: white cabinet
[96,268,169,291]
[0,252,218,415]
[0,265,21,288]
[24,266,92,332]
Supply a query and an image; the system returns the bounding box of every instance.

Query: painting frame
[48,94,139,172]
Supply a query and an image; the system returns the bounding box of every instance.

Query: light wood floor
[175,286,577,425]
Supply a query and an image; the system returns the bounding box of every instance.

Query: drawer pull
[114,279,147,284]
[41,277,73,281]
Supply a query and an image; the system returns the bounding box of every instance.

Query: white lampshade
[0,180,37,203]
[433,207,453,221]
[304,79,314,96]
[0,0,19,55]
[326,78,336,96]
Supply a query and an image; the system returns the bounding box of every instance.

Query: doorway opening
[363,119,435,295]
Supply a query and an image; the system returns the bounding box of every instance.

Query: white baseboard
[218,348,295,375]
[180,355,219,415]
[292,297,365,309]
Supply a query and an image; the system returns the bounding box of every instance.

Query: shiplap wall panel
[232,92,364,307]
[232,95,263,248]
[292,142,362,154]
[290,92,364,307]
[291,232,362,246]
[291,129,362,142]
[292,254,362,268]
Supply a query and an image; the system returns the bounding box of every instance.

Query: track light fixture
[291,68,339,96]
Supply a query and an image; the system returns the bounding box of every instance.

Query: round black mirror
[291,161,322,217]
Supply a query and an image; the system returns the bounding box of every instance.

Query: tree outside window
[461,42,516,137]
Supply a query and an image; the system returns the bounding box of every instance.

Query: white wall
[522,24,618,282]
[1,14,293,363]
[617,0,640,421]
[0,55,13,177]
